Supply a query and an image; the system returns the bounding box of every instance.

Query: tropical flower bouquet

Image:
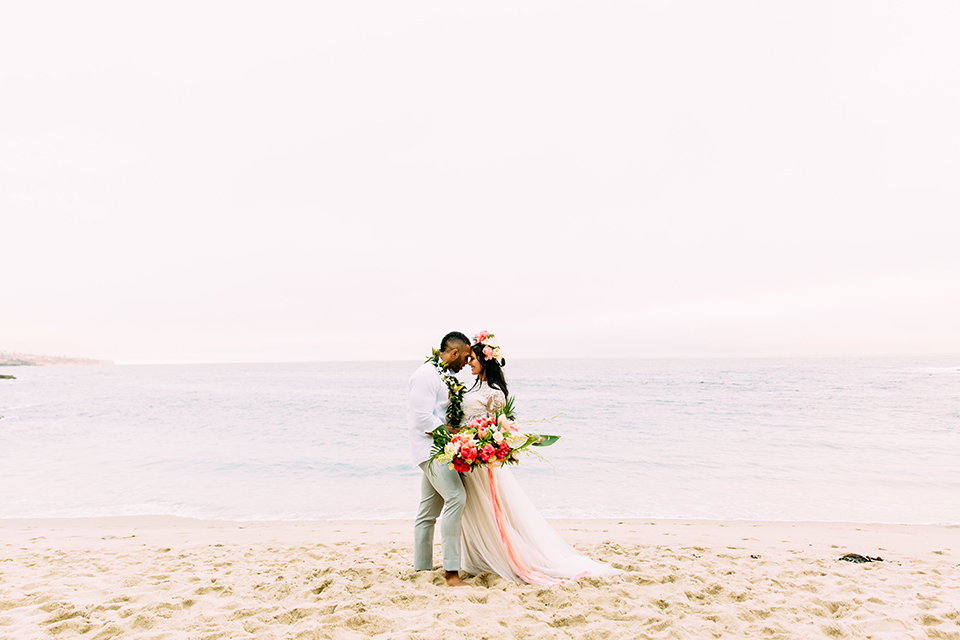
[430,405,559,473]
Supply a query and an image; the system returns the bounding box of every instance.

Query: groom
[408,331,473,587]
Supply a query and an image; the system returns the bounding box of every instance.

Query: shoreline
[2,517,957,638]
[5,514,959,525]
[3,514,958,532]
[3,516,957,557]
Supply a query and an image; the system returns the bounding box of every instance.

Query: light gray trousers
[414,459,466,572]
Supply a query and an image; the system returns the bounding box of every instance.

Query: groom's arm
[408,369,444,435]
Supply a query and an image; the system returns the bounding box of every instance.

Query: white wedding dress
[458,382,619,584]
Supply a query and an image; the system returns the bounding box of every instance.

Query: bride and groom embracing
[408,331,618,587]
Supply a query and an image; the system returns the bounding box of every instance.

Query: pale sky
[2,1,958,363]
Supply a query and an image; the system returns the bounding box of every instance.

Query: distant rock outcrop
[0,352,112,366]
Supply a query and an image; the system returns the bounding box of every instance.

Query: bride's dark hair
[469,342,508,398]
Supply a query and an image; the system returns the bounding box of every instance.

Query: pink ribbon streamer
[487,467,587,585]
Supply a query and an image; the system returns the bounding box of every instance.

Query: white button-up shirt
[407,361,449,466]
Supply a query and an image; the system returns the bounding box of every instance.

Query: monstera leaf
[530,434,560,447]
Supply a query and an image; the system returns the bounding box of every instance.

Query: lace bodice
[462,382,506,423]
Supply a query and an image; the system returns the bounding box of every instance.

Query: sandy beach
[1,518,957,639]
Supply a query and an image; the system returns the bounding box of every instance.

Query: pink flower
[475,331,490,343]
[461,445,478,462]
[480,443,496,462]
[483,346,494,360]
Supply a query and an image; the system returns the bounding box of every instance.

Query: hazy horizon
[4,351,960,367]
[3,1,958,364]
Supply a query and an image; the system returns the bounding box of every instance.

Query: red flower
[496,442,510,460]
[461,445,478,462]
[453,458,471,473]
[480,443,496,462]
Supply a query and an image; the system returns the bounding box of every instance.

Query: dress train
[459,465,619,584]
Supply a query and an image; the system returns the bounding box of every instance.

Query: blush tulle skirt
[459,466,620,584]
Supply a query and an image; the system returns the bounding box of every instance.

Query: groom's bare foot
[444,570,468,587]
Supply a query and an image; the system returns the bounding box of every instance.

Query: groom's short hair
[440,331,470,352]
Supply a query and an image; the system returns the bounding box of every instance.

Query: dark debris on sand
[839,553,883,563]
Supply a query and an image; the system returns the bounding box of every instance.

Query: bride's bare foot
[444,570,468,587]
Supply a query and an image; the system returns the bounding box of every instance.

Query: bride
[456,332,618,584]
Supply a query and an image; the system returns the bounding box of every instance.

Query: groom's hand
[445,424,462,435]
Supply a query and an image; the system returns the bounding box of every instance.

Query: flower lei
[426,349,465,427]
[473,330,503,362]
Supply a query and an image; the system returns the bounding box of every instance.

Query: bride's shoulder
[469,381,497,394]
[464,381,496,402]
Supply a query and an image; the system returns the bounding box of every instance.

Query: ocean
[1,357,958,524]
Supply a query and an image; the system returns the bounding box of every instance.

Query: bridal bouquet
[430,410,558,473]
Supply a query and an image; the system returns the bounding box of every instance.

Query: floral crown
[473,331,503,362]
